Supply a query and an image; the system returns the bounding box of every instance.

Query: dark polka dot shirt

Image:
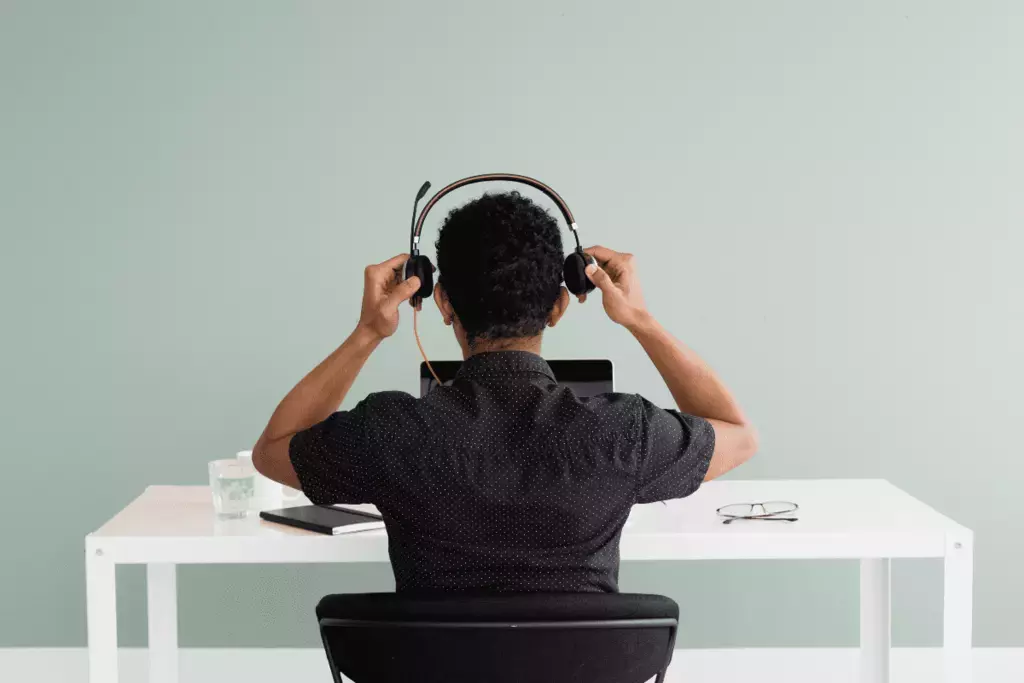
[289,351,714,593]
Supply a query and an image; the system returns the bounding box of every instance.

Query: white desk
[86,479,973,683]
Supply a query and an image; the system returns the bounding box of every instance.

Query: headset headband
[409,173,581,256]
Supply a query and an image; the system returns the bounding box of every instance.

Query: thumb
[585,264,615,294]
[387,276,421,306]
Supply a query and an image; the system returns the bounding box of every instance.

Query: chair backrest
[317,592,679,683]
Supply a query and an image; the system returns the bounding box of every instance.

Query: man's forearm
[628,314,748,426]
[259,324,381,445]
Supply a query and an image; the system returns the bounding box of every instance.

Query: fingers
[583,245,618,265]
[386,275,421,307]
[378,253,411,270]
[366,254,411,282]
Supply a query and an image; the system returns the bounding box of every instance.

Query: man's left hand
[358,254,421,339]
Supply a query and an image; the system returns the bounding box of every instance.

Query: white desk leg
[859,558,890,683]
[147,563,179,683]
[87,546,118,683]
[943,534,973,683]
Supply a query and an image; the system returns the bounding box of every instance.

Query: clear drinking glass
[209,458,255,519]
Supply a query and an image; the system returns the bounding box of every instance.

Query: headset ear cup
[563,252,596,296]
[404,255,435,301]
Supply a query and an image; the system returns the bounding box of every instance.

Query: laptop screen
[420,359,614,399]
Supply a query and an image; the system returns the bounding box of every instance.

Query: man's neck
[465,335,542,358]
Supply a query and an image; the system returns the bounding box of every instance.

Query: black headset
[403,173,596,306]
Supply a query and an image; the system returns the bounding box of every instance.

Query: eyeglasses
[716,501,799,524]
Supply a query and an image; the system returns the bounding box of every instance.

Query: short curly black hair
[435,191,563,344]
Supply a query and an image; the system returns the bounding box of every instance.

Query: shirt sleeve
[636,397,716,504]
[288,399,379,505]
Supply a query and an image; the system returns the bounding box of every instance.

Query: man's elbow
[705,421,759,481]
[739,424,759,465]
[251,435,302,489]
[726,423,759,473]
[251,437,271,478]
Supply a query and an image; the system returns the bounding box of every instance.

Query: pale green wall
[1,0,1021,648]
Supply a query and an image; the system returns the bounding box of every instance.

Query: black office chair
[316,592,679,683]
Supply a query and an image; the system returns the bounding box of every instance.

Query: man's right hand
[583,245,650,330]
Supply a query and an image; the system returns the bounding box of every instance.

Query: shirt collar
[455,351,556,383]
